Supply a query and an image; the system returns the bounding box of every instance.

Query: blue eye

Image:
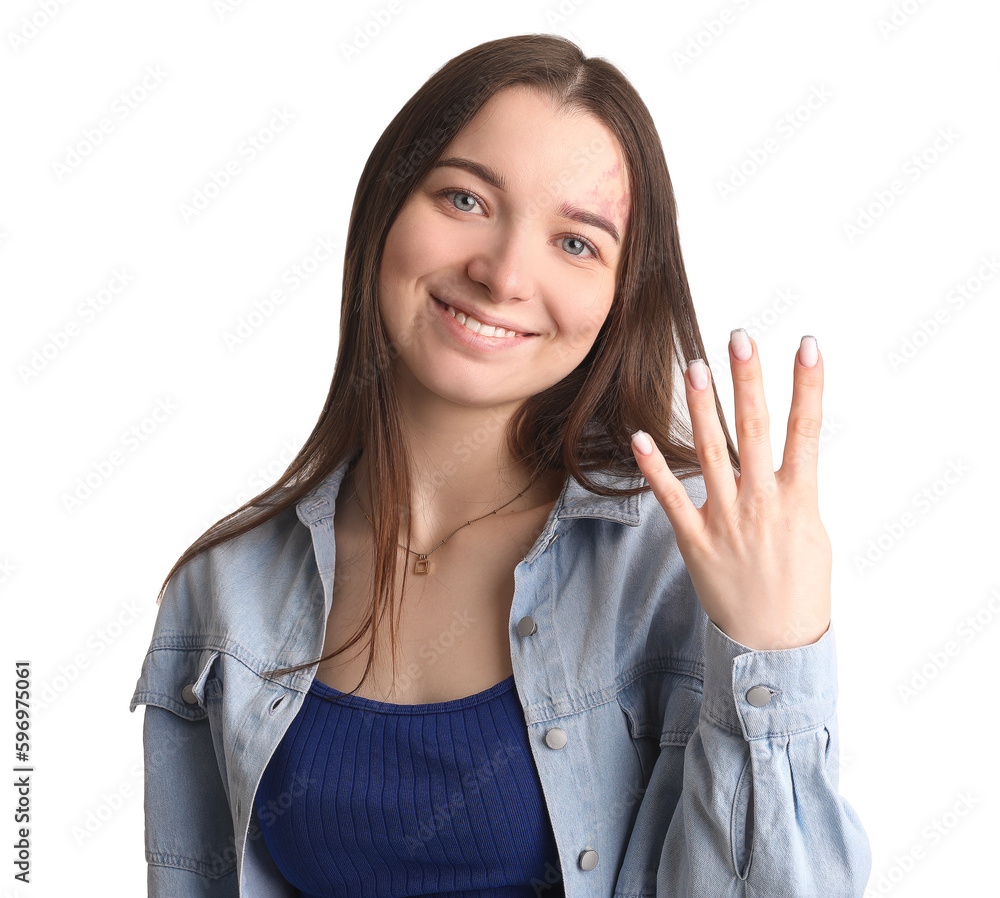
[439,188,599,260]
[447,190,480,213]
[562,235,597,258]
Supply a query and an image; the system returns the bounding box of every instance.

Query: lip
[431,295,537,352]
[431,295,536,336]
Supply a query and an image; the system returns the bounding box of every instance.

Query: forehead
[438,86,630,231]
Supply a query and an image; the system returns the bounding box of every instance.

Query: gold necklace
[351,472,540,574]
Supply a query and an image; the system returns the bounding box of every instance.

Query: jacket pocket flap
[657,679,702,747]
[616,668,703,748]
[130,648,221,720]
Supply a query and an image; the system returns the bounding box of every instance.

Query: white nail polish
[687,359,709,390]
[730,328,752,361]
[800,335,818,367]
[631,430,654,455]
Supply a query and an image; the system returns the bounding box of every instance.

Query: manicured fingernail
[687,358,709,390]
[730,328,752,361]
[631,430,654,456]
[799,335,818,367]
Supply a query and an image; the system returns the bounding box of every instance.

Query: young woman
[131,34,870,898]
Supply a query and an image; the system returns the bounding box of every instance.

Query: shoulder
[626,467,706,537]
[150,503,318,652]
[556,465,707,608]
[551,465,709,677]
[556,464,705,542]
[665,468,708,506]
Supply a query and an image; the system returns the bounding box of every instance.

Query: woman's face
[377,85,630,413]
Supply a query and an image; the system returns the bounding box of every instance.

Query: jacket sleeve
[131,581,241,898]
[655,619,871,897]
[141,700,240,896]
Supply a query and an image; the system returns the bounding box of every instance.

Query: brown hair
[157,33,739,696]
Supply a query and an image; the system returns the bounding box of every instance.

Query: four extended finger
[634,331,820,520]
[630,429,705,541]
[683,356,739,510]
[728,328,777,493]
[779,335,823,495]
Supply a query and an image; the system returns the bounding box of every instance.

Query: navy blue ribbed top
[255,672,566,898]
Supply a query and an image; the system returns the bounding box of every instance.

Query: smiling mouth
[433,296,536,338]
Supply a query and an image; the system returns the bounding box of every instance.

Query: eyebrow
[431,156,622,246]
[557,202,620,246]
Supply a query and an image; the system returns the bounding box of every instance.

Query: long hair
[157,33,739,695]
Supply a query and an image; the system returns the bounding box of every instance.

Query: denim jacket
[130,454,871,897]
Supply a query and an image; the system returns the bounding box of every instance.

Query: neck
[349,388,564,549]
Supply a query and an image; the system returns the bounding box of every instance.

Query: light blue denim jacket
[130,454,871,897]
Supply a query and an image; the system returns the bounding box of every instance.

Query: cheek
[554,290,614,350]
[381,208,447,283]
[380,219,417,283]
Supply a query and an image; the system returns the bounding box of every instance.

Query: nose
[465,220,537,305]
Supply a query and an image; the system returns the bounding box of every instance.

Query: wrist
[710,616,831,651]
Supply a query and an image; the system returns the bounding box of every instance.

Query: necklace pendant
[414,554,429,574]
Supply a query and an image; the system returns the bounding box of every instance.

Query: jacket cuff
[700,618,838,741]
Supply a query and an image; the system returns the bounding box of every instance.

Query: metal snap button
[544,727,568,749]
[181,684,199,705]
[746,685,773,707]
[517,615,538,637]
[578,848,599,871]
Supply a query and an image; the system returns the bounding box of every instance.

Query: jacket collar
[295,451,645,529]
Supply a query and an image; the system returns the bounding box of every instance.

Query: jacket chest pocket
[615,669,703,785]
[131,647,223,719]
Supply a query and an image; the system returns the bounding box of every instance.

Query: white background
[2,0,998,895]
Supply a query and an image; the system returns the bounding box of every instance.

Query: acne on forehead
[583,160,631,234]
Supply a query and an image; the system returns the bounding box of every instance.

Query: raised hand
[630,329,831,651]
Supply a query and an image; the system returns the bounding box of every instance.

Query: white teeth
[445,303,520,338]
